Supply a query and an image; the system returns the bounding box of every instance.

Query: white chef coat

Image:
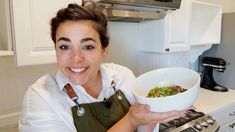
[19,63,136,132]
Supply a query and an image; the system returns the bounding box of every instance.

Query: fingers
[128,104,189,126]
[144,110,187,124]
[158,111,184,123]
[147,111,179,122]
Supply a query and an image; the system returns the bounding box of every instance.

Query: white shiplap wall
[138,51,189,75]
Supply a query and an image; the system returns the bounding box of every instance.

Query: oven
[159,109,220,132]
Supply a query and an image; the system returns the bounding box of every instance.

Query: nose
[70,50,84,63]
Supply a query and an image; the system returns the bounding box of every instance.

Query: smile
[70,67,86,73]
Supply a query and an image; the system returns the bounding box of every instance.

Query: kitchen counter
[194,88,235,131]
[194,88,235,114]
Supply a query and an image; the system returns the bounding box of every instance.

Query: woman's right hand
[127,104,187,129]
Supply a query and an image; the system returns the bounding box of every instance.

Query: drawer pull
[230,123,235,128]
[165,48,170,52]
[229,111,235,116]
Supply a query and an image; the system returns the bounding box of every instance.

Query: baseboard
[0,112,19,127]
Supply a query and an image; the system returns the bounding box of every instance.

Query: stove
[159,109,220,132]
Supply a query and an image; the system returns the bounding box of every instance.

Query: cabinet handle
[230,123,235,128]
[165,48,170,52]
[229,111,235,116]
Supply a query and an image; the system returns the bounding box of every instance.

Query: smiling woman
[19,2,187,132]
[55,20,107,89]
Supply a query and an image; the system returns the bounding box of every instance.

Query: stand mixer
[200,57,228,92]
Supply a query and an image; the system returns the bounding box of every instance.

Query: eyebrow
[81,37,96,43]
[57,37,70,42]
[57,37,96,43]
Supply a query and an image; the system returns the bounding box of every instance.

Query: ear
[103,48,108,57]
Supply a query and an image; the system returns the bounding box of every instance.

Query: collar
[55,63,120,91]
[55,70,72,91]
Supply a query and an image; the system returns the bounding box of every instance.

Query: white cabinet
[5,0,223,65]
[138,0,223,52]
[11,0,80,66]
[0,0,14,56]
[220,120,235,132]
[190,1,222,45]
[139,0,191,53]
[209,103,235,132]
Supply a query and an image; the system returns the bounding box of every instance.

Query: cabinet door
[139,0,190,53]
[220,120,235,132]
[190,1,222,45]
[163,0,191,52]
[11,0,80,66]
[210,103,235,127]
[0,0,14,56]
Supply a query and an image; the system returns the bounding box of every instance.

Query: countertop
[194,88,235,114]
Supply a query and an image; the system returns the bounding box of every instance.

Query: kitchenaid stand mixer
[200,57,228,92]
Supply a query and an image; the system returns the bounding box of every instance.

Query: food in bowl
[132,67,200,112]
[146,85,187,98]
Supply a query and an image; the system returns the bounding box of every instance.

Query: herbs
[146,85,186,98]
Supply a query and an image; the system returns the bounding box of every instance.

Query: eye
[83,45,94,50]
[59,45,69,50]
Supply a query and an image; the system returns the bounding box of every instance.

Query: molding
[0,112,19,127]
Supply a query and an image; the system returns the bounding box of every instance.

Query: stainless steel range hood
[96,0,182,22]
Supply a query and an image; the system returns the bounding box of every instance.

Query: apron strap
[64,81,117,103]
[64,83,85,116]
[64,81,122,116]
[111,80,116,91]
[64,82,132,131]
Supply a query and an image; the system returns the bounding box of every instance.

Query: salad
[146,85,187,98]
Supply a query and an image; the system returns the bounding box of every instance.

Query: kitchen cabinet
[138,0,222,52]
[210,103,235,132]
[139,0,191,53]
[5,0,223,65]
[220,120,235,132]
[194,88,235,132]
[190,1,222,45]
[11,0,80,66]
[0,0,14,56]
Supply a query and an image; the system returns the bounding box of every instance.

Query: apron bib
[64,82,131,132]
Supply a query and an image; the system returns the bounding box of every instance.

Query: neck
[82,72,102,98]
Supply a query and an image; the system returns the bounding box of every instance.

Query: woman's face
[55,20,107,85]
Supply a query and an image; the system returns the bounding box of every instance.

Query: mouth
[69,67,87,73]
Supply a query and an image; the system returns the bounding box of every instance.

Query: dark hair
[50,2,109,48]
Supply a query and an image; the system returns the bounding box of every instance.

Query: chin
[71,79,86,86]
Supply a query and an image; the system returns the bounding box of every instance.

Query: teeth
[70,68,86,73]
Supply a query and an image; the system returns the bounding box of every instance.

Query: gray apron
[64,81,131,132]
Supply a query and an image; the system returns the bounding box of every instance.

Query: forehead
[55,20,99,40]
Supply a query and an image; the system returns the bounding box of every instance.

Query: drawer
[209,103,235,126]
[219,120,235,132]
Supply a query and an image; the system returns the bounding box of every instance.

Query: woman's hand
[127,104,187,129]
[108,104,191,132]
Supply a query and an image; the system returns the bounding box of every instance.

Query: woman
[19,2,186,132]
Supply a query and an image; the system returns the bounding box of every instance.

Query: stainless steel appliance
[95,0,182,22]
[159,109,220,132]
[200,57,228,92]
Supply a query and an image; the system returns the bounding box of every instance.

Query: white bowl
[132,67,200,112]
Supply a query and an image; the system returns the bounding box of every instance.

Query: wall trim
[0,112,19,127]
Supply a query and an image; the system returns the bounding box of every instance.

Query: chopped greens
[146,85,186,98]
